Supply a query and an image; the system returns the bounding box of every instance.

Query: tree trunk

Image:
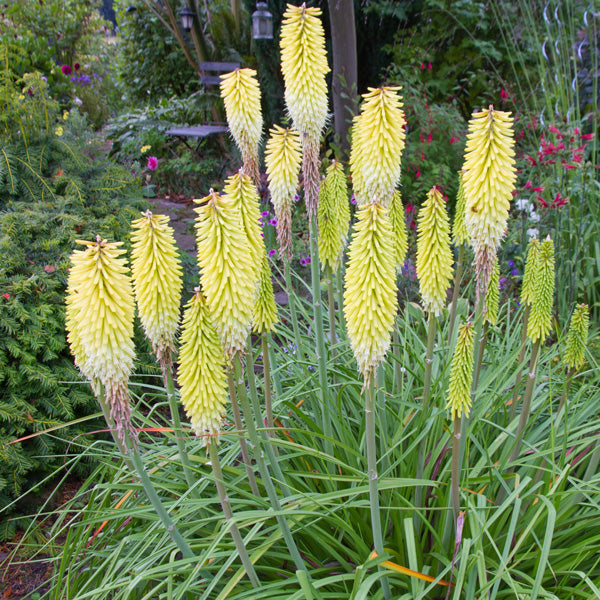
[328,0,358,159]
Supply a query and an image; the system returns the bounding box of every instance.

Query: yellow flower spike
[66,237,136,443]
[445,321,475,420]
[389,190,408,272]
[527,236,555,343]
[195,189,256,358]
[265,125,302,260]
[484,258,499,326]
[253,251,278,334]
[220,68,263,185]
[452,171,469,246]
[177,289,228,443]
[564,303,589,370]
[416,187,454,316]
[318,159,350,272]
[344,202,398,382]
[520,237,540,307]
[130,211,183,371]
[462,106,517,300]
[350,87,406,208]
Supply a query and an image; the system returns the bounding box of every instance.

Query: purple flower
[61,64,72,75]
[499,277,507,290]
[268,249,276,257]
[300,258,307,266]
[294,194,300,203]
[511,268,519,276]
[350,194,357,205]
[261,211,269,217]
[147,156,158,171]
[508,260,515,268]
[268,218,277,226]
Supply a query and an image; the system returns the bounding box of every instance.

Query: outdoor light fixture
[252,2,273,40]
[179,6,195,32]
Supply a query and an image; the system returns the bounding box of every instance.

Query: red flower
[420,62,425,70]
[561,161,576,169]
[421,153,425,161]
[2,293,9,300]
[500,88,508,99]
[574,126,580,135]
[428,62,432,70]
[406,204,414,214]
[427,132,432,143]
[74,62,80,71]
[450,136,456,144]
[147,156,158,171]
[548,124,561,135]
[525,155,537,166]
[552,192,568,207]
[581,133,595,141]
[61,64,72,75]
[537,194,548,207]
[415,170,421,178]
[532,185,544,193]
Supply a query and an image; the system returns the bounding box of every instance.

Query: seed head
[527,236,555,343]
[388,190,408,272]
[564,303,589,370]
[445,321,474,420]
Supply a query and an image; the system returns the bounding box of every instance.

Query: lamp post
[252,2,273,40]
[179,6,195,33]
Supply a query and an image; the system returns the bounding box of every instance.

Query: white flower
[516,198,531,211]
[74,96,83,106]
[527,228,539,238]
[528,210,541,223]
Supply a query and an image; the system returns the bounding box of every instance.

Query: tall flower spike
[445,321,475,420]
[416,187,454,316]
[318,159,350,272]
[220,68,263,186]
[520,237,540,307]
[253,252,278,334]
[564,303,589,370]
[484,258,499,326]
[350,87,406,208]
[195,190,256,358]
[177,289,228,443]
[265,125,302,259]
[280,3,330,219]
[66,237,136,443]
[452,171,469,246]
[130,211,183,372]
[527,236,555,343]
[344,202,398,382]
[462,107,516,301]
[389,190,408,272]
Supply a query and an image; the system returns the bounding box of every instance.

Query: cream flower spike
[253,251,278,334]
[177,289,228,443]
[265,125,302,259]
[195,189,256,359]
[130,211,183,372]
[220,68,263,185]
[527,236,555,343]
[462,106,516,300]
[445,321,475,420]
[416,187,454,316]
[389,190,408,272]
[66,236,136,443]
[318,159,350,272]
[350,87,406,208]
[344,202,398,383]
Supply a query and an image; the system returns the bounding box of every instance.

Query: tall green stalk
[261,333,275,436]
[510,306,531,421]
[447,244,465,344]
[450,416,462,522]
[326,265,337,354]
[284,259,305,365]
[336,268,346,337]
[474,322,488,389]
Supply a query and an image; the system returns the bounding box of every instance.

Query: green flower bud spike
[484,258,499,326]
[520,237,540,307]
[195,189,257,359]
[564,303,589,371]
[265,125,302,259]
[462,107,516,302]
[177,289,229,442]
[130,211,183,373]
[446,321,475,420]
[318,159,350,272]
[527,236,555,344]
[66,237,136,444]
[344,202,398,383]
[452,171,469,246]
[416,187,454,316]
[220,68,263,186]
[389,190,408,272]
[253,252,278,334]
[350,86,406,208]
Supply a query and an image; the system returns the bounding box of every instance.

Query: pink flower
[2,293,9,300]
[420,62,425,70]
[415,170,421,178]
[500,88,508,99]
[450,136,456,144]
[548,124,561,135]
[561,161,576,169]
[581,133,595,141]
[427,132,432,144]
[268,249,276,257]
[61,64,72,75]
[574,126,580,135]
[147,156,158,171]
[428,62,432,70]
[525,155,537,166]
[524,181,533,190]
[74,62,80,71]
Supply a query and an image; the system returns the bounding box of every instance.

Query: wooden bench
[165,62,239,151]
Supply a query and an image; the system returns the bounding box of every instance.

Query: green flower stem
[556,367,575,422]
[284,258,305,365]
[474,322,488,390]
[509,339,540,463]
[227,372,260,497]
[392,326,403,396]
[208,438,260,588]
[233,354,307,574]
[422,313,437,410]
[451,416,462,522]
[447,244,465,345]
[326,265,337,355]
[336,268,347,337]
[268,336,283,399]
[510,306,531,422]
[365,379,391,600]
[261,333,275,437]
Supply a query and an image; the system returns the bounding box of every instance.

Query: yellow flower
[452,171,469,246]
[265,125,302,259]
[130,211,183,369]
[563,303,589,370]
[350,87,406,207]
[344,202,397,382]
[220,68,263,184]
[445,321,474,420]
[416,187,454,316]
[140,144,151,154]
[520,237,540,307]
[389,190,408,272]
[462,107,516,300]
[55,126,63,137]
[62,110,69,121]
[527,236,555,343]
[253,252,278,334]
[177,290,229,443]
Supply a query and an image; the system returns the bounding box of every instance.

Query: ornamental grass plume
[350,87,406,208]
[66,237,136,443]
[446,321,475,420]
[253,252,278,334]
[265,125,302,259]
[521,237,540,307]
[220,68,263,186]
[564,303,589,370]
[389,190,408,272]
[452,171,469,246]
[130,211,182,373]
[195,189,257,359]
[462,106,516,301]
[527,236,555,343]
[318,159,350,272]
[484,259,499,326]
[280,2,330,218]
[416,187,454,316]
[177,289,229,442]
[344,202,398,382]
